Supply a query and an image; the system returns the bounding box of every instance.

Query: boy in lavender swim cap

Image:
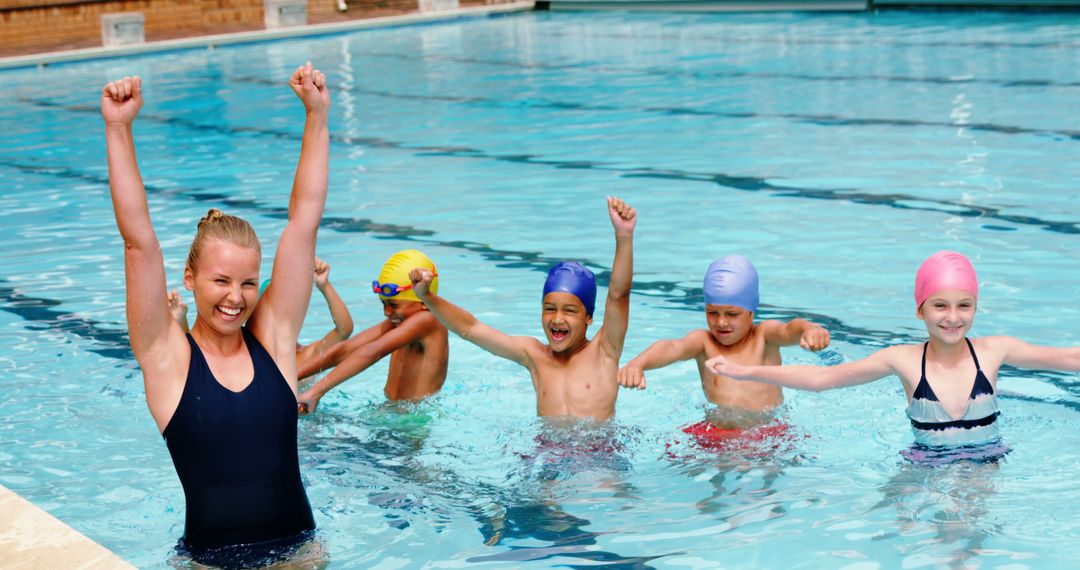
[409,196,636,422]
[619,255,830,431]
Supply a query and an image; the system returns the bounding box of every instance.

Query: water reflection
[668,408,811,543]
[302,399,441,530]
[467,421,674,569]
[873,454,1004,569]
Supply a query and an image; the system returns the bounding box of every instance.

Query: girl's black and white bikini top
[904,338,1000,447]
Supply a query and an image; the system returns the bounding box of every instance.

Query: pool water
[2,9,1079,568]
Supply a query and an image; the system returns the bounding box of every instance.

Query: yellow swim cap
[375,249,437,302]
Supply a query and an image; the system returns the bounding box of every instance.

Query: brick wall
[0,0,425,57]
[310,0,421,20]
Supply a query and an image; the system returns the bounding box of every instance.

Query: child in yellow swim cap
[298,249,448,413]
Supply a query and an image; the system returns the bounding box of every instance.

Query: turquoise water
[2,9,1079,568]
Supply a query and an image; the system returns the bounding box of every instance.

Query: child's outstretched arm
[249,62,330,377]
[597,196,636,359]
[986,336,1080,372]
[706,346,903,392]
[297,312,439,414]
[760,318,830,351]
[297,321,389,379]
[618,332,705,390]
[410,268,537,367]
[296,257,354,365]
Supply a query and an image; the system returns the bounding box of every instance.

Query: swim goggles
[372,273,436,297]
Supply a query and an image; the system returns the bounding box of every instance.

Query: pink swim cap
[914,250,978,307]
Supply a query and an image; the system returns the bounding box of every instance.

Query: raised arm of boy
[296,257,354,365]
[595,196,636,361]
[167,289,190,334]
[410,268,541,368]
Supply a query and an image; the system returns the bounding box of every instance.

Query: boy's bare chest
[534,353,615,398]
[702,336,769,364]
[387,340,433,373]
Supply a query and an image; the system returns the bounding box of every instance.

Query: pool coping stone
[0,483,136,569]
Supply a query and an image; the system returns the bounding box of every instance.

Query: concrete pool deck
[0,483,135,568]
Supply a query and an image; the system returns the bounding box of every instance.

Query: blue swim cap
[703,255,759,312]
[543,262,596,317]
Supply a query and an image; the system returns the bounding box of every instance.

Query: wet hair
[185,208,261,272]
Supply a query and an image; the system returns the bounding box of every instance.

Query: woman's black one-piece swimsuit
[163,328,315,554]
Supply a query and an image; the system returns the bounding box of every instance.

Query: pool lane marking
[0,277,133,360]
[0,158,1077,400]
[226,69,1080,142]
[2,270,1076,414]
[17,96,1079,236]
[537,22,1080,53]
[0,159,984,349]
[339,45,1080,90]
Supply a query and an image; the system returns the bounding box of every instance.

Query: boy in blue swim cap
[296,249,448,413]
[409,196,636,421]
[619,255,830,429]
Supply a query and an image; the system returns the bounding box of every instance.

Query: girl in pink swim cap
[704,250,1080,461]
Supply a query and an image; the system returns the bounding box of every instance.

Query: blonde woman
[102,63,329,562]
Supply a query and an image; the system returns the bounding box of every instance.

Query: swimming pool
[2,8,1079,568]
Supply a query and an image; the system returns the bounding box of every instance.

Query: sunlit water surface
[1,9,1078,568]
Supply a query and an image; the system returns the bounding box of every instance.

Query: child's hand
[297,388,322,415]
[409,268,435,298]
[800,326,830,351]
[313,257,330,288]
[705,355,752,380]
[607,196,636,237]
[617,365,647,390]
[289,62,330,114]
[167,289,188,324]
[101,76,143,125]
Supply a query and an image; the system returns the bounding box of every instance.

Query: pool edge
[0,2,538,71]
[0,483,136,569]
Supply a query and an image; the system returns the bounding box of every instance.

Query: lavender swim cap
[703,255,759,312]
